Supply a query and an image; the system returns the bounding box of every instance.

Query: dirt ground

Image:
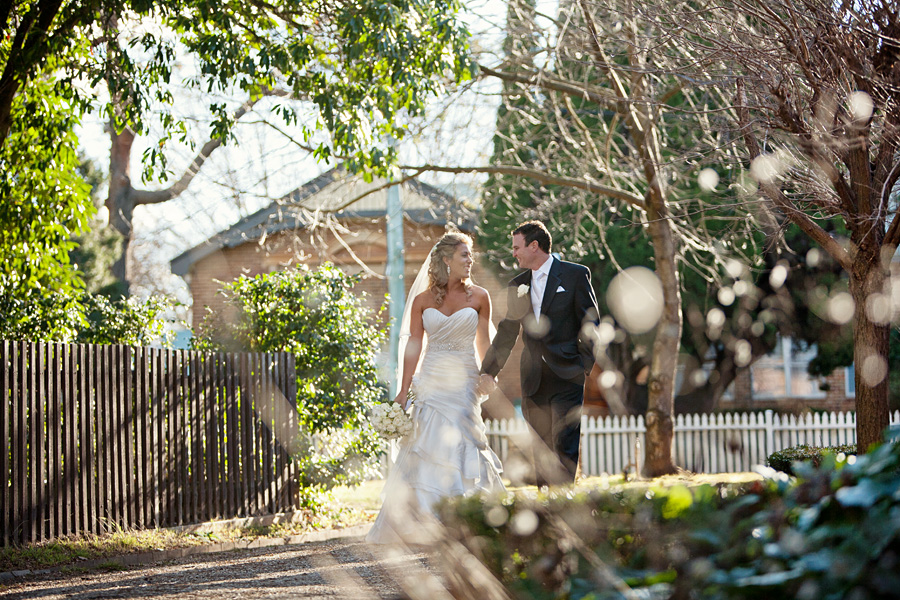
[0,534,451,600]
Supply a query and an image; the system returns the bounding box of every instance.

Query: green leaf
[835,479,883,508]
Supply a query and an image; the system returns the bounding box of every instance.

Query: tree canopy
[3,0,472,174]
[469,0,754,474]
[669,0,900,451]
[2,0,473,333]
[0,70,92,340]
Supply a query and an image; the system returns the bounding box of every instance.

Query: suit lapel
[509,271,533,321]
[512,271,532,293]
[540,259,561,315]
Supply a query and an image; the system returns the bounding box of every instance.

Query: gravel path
[0,537,450,600]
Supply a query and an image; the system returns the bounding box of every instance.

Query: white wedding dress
[366,306,506,545]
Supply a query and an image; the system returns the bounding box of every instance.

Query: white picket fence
[484,410,900,476]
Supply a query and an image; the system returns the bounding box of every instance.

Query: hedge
[434,431,900,600]
[766,443,857,475]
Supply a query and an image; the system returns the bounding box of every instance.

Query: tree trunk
[106,123,135,292]
[0,75,18,150]
[627,65,680,474]
[642,194,682,476]
[850,256,890,453]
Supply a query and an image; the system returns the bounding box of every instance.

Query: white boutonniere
[517,284,530,298]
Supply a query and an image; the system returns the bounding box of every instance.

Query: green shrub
[193,264,387,510]
[436,430,900,600]
[76,294,175,346]
[766,443,857,475]
[435,481,769,600]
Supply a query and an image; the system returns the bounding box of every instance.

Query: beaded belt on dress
[427,341,472,352]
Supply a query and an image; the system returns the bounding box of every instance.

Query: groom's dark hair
[513,220,552,253]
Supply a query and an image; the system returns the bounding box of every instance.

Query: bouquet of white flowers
[370,401,414,440]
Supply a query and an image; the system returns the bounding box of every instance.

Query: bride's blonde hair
[427,232,474,306]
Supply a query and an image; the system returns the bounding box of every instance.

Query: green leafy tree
[478,0,546,263]
[3,0,474,290]
[2,0,471,166]
[0,72,93,341]
[0,79,172,345]
[194,264,387,507]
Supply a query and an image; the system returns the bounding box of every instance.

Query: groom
[479,220,599,486]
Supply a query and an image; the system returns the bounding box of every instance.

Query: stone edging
[0,523,372,582]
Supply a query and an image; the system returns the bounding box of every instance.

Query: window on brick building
[750,336,826,400]
[845,366,856,397]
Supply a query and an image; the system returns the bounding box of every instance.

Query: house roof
[170,166,476,276]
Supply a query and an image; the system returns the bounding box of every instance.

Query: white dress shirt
[531,256,554,319]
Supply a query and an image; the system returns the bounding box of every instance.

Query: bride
[366,232,506,545]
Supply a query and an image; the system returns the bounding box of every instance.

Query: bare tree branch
[402,164,647,209]
[132,90,293,206]
[735,79,853,271]
[478,64,622,112]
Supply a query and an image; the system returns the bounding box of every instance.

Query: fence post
[764,410,775,460]
[634,433,643,477]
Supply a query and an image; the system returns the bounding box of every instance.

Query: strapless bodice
[423,306,477,353]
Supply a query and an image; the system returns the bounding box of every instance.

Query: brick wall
[723,366,854,413]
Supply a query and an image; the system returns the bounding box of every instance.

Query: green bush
[193,264,387,510]
[766,443,857,475]
[436,430,900,599]
[76,294,175,347]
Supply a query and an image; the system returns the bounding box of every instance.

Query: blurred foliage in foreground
[436,429,900,599]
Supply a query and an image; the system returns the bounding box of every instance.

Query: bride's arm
[395,295,425,406]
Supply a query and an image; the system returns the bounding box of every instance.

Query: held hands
[476,374,497,396]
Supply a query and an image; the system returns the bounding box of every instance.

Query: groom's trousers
[522,360,583,486]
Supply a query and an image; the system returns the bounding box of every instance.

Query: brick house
[170,167,526,418]
[722,336,856,413]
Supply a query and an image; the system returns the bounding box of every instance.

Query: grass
[0,527,197,573]
[0,499,374,574]
[0,472,761,574]
[578,470,764,491]
[331,478,386,513]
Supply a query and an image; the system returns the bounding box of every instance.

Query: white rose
[517,284,530,297]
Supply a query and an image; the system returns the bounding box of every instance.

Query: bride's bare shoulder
[470,285,491,299]
[470,285,492,306]
[413,290,437,310]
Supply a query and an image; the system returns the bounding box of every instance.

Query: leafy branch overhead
[1,0,473,330]
[2,0,473,175]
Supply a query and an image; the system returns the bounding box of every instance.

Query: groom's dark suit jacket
[481,258,600,398]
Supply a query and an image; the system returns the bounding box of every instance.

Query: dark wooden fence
[1,340,299,546]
